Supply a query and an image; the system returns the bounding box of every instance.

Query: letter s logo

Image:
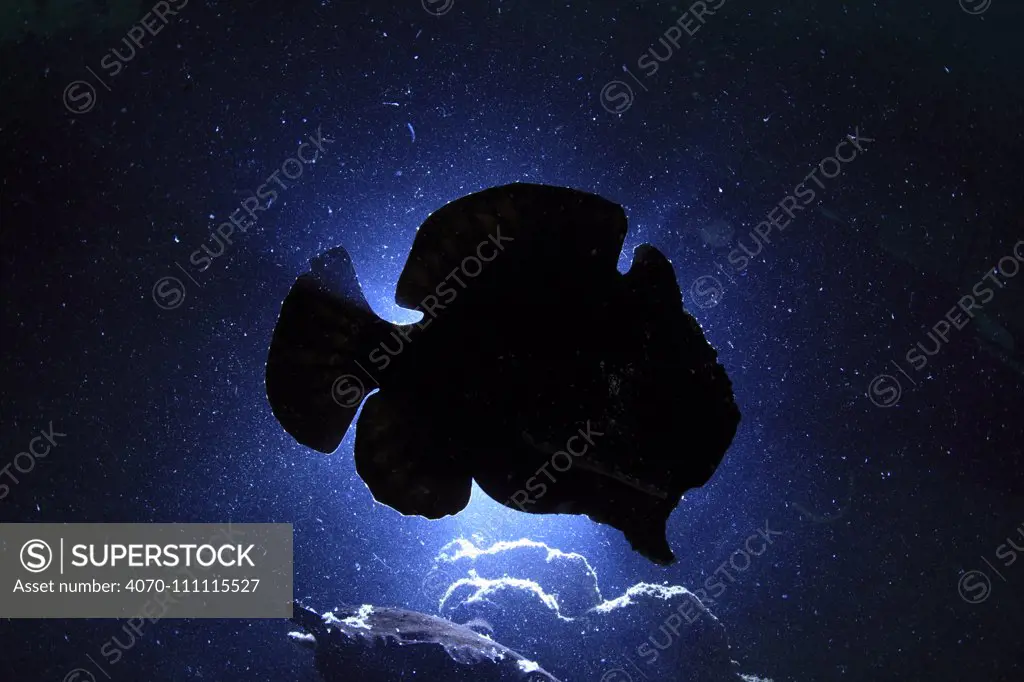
[21,539,53,573]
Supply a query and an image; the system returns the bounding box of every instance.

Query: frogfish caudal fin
[265,246,392,454]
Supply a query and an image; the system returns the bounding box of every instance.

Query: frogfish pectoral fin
[355,391,472,518]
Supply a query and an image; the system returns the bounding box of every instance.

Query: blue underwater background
[1,1,1024,680]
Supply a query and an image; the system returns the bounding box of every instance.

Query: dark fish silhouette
[266,183,740,564]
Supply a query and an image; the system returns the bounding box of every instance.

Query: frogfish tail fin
[266,246,390,453]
